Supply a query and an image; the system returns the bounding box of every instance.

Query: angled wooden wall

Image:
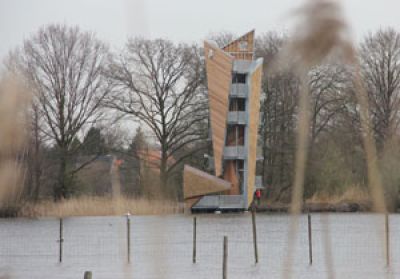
[246,60,263,206]
[204,41,233,177]
[222,30,255,60]
[183,165,231,199]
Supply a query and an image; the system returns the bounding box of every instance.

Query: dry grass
[306,185,370,204]
[20,196,183,218]
[0,76,30,206]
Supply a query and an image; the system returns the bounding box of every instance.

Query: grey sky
[1,0,400,63]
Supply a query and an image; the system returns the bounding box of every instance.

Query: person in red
[255,189,261,206]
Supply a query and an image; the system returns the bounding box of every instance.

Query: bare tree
[206,31,237,48]
[105,38,207,193]
[14,24,111,199]
[24,103,44,200]
[304,64,355,195]
[308,65,352,147]
[360,28,400,149]
[255,31,287,66]
[255,32,298,200]
[261,70,299,200]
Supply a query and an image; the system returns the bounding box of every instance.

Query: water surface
[0,213,397,279]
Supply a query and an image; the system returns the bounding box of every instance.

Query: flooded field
[0,213,399,279]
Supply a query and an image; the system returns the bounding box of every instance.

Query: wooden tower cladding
[204,41,233,177]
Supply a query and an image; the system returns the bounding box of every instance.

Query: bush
[380,140,400,211]
[306,138,355,198]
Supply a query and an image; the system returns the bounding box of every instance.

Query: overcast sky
[1,0,400,63]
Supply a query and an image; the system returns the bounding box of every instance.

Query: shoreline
[255,201,372,213]
[0,197,380,218]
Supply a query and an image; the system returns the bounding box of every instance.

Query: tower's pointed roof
[222,30,255,60]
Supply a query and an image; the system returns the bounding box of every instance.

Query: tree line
[3,24,400,208]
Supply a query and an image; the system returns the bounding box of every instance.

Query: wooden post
[127,214,131,264]
[84,271,92,279]
[59,218,63,263]
[251,208,258,264]
[223,236,228,279]
[308,214,312,265]
[193,217,197,263]
[385,213,390,266]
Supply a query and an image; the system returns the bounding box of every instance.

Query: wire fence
[0,213,398,279]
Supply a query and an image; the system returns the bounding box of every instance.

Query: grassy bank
[306,186,370,205]
[18,196,182,218]
[256,186,372,212]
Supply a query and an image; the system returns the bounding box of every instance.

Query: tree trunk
[33,157,41,201]
[33,117,41,201]
[160,149,168,195]
[55,147,68,200]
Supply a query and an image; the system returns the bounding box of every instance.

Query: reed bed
[307,186,371,205]
[19,196,182,218]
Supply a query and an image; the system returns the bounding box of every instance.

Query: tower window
[226,125,245,146]
[229,98,246,111]
[232,72,246,84]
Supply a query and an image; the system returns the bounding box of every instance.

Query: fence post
[59,218,63,263]
[308,214,312,265]
[84,271,92,279]
[385,213,390,266]
[126,213,131,264]
[251,208,258,264]
[193,217,197,263]
[223,236,228,279]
